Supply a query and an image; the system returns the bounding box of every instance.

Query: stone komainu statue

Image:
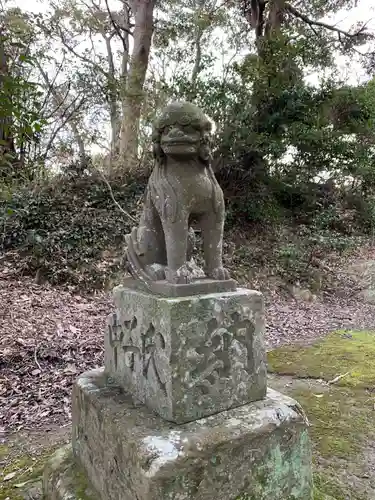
[125,101,230,285]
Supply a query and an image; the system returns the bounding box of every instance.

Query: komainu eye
[190,118,200,130]
[179,114,191,126]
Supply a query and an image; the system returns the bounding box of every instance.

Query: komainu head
[152,101,213,163]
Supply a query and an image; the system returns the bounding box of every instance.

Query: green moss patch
[292,385,372,459]
[313,472,351,500]
[0,445,59,500]
[268,330,375,500]
[268,330,375,388]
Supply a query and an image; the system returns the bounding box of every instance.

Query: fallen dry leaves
[265,243,375,348]
[0,274,110,433]
[265,295,375,348]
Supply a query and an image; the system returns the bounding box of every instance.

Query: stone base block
[65,368,313,500]
[105,285,267,423]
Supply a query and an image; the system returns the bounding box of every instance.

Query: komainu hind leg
[126,198,167,281]
[199,210,230,280]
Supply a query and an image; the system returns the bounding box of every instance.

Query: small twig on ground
[328,372,350,384]
[34,345,42,372]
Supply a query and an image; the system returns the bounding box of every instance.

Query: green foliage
[0,0,374,286]
[0,54,45,145]
[0,173,145,288]
[158,0,375,228]
[274,217,360,286]
[0,8,46,181]
[165,27,375,225]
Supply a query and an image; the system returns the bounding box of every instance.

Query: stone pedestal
[105,285,267,423]
[44,368,312,500]
[43,284,313,500]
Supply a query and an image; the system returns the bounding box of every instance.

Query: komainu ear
[153,142,163,159]
[199,145,211,163]
[199,134,212,163]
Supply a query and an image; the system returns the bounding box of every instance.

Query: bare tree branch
[95,167,137,223]
[104,0,133,47]
[35,59,74,120]
[40,18,110,78]
[285,2,373,40]
[36,59,88,161]
[43,96,86,159]
[44,85,72,120]
[38,53,66,112]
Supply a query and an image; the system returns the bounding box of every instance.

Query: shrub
[0,173,146,289]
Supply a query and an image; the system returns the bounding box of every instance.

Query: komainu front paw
[207,266,230,281]
[165,264,193,284]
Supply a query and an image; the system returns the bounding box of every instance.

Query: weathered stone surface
[71,368,313,500]
[43,444,97,500]
[123,276,237,297]
[105,284,267,423]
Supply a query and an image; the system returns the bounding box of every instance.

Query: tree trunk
[117,5,130,163]
[104,36,121,161]
[119,0,156,171]
[191,31,202,88]
[190,0,206,95]
[0,32,16,169]
[242,0,291,175]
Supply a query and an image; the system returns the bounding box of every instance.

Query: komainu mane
[125,101,230,285]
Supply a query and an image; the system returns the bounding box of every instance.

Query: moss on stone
[313,487,337,500]
[236,495,313,500]
[0,445,9,460]
[43,445,97,499]
[72,466,95,500]
[268,330,375,500]
[267,330,375,388]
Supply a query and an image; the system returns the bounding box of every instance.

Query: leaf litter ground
[0,276,108,434]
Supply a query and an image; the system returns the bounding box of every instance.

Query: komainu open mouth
[162,137,198,146]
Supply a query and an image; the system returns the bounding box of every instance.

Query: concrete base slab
[42,368,314,500]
